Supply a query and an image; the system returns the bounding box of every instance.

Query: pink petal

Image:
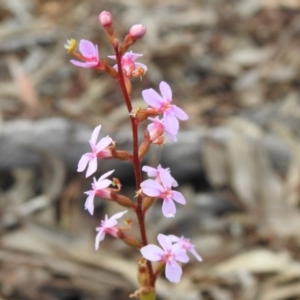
[171,178,178,187]
[70,60,98,68]
[141,245,164,261]
[168,235,180,243]
[147,122,155,133]
[104,218,118,228]
[164,113,179,135]
[162,199,176,218]
[163,118,179,140]
[160,169,173,188]
[189,247,203,262]
[98,169,114,181]
[173,106,188,120]
[86,156,98,177]
[134,62,148,71]
[95,230,105,250]
[165,260,182,283]
[94,178,112,190]
[107,55,117,60]
[95,136,112,152]
[125,52,143,60]
[172,191,186,205]
[142,88,163,108]
[173,249,189,263]
[164,128,178,142]
[109,210,128,222]
[79,39,97,57]
[84,192,95,215]
[157,234,172,251]
[105,210,127,228]
[159,81,172,100]
[142,165,157,177]
[95,45,100,61]
[77,153,91,172]
[91,125,101,145]
[141,179,162,197]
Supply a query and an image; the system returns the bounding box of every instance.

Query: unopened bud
[124,76,132,94]
[117,231,141,248]
[111,192,135,209]
[99,11,112,27]
[115,150,131,160]
[142,196,155,212]
[134,108,158,122]
[129,24,146,38]
[157,262,166,273]
[139,139,151,158]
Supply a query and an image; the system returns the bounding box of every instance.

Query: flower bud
[114,150,131,161]
[99,11,112,27]
[129,24,146,38]
[124,76,132,94]
[111,192,135,209]
[142,196,155,212]
[134,108,159,122]
[117,231,141,248]
[139,139,151,158]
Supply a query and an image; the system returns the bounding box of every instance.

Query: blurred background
[1,0,300,299]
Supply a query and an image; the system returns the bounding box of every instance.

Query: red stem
[113,46,155,286]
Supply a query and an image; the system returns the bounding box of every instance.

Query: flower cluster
[77,125,113,177]
[95,210,128,250]
[143,81,188,140]
[141,165,185,218]
[84,170,115,215]
[65,39,102,69]
[108,51,148,77]
[66,10,202,297]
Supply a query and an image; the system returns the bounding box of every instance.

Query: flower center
[162,189,172,199]
[164,250,174,262]
[161,101,173,112]
[122,57,135,75]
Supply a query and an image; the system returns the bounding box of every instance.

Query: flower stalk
[66,10,202,299]
[112,44,155,286]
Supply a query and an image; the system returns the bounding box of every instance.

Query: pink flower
[84,170,114,215]
[95,210,127,250]
[168,235,202,262]
[147,117,178,142]
[129,24,146,38]
[108,51,147,76]
[142,164,178,187]
[77,125,113,177]
[142,81,188,132]
[70,39,100,68]
[140,168,186,218]
[98,11,112,27]
[140,234,189,283]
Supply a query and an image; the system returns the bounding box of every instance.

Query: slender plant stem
[114,46,155,286]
